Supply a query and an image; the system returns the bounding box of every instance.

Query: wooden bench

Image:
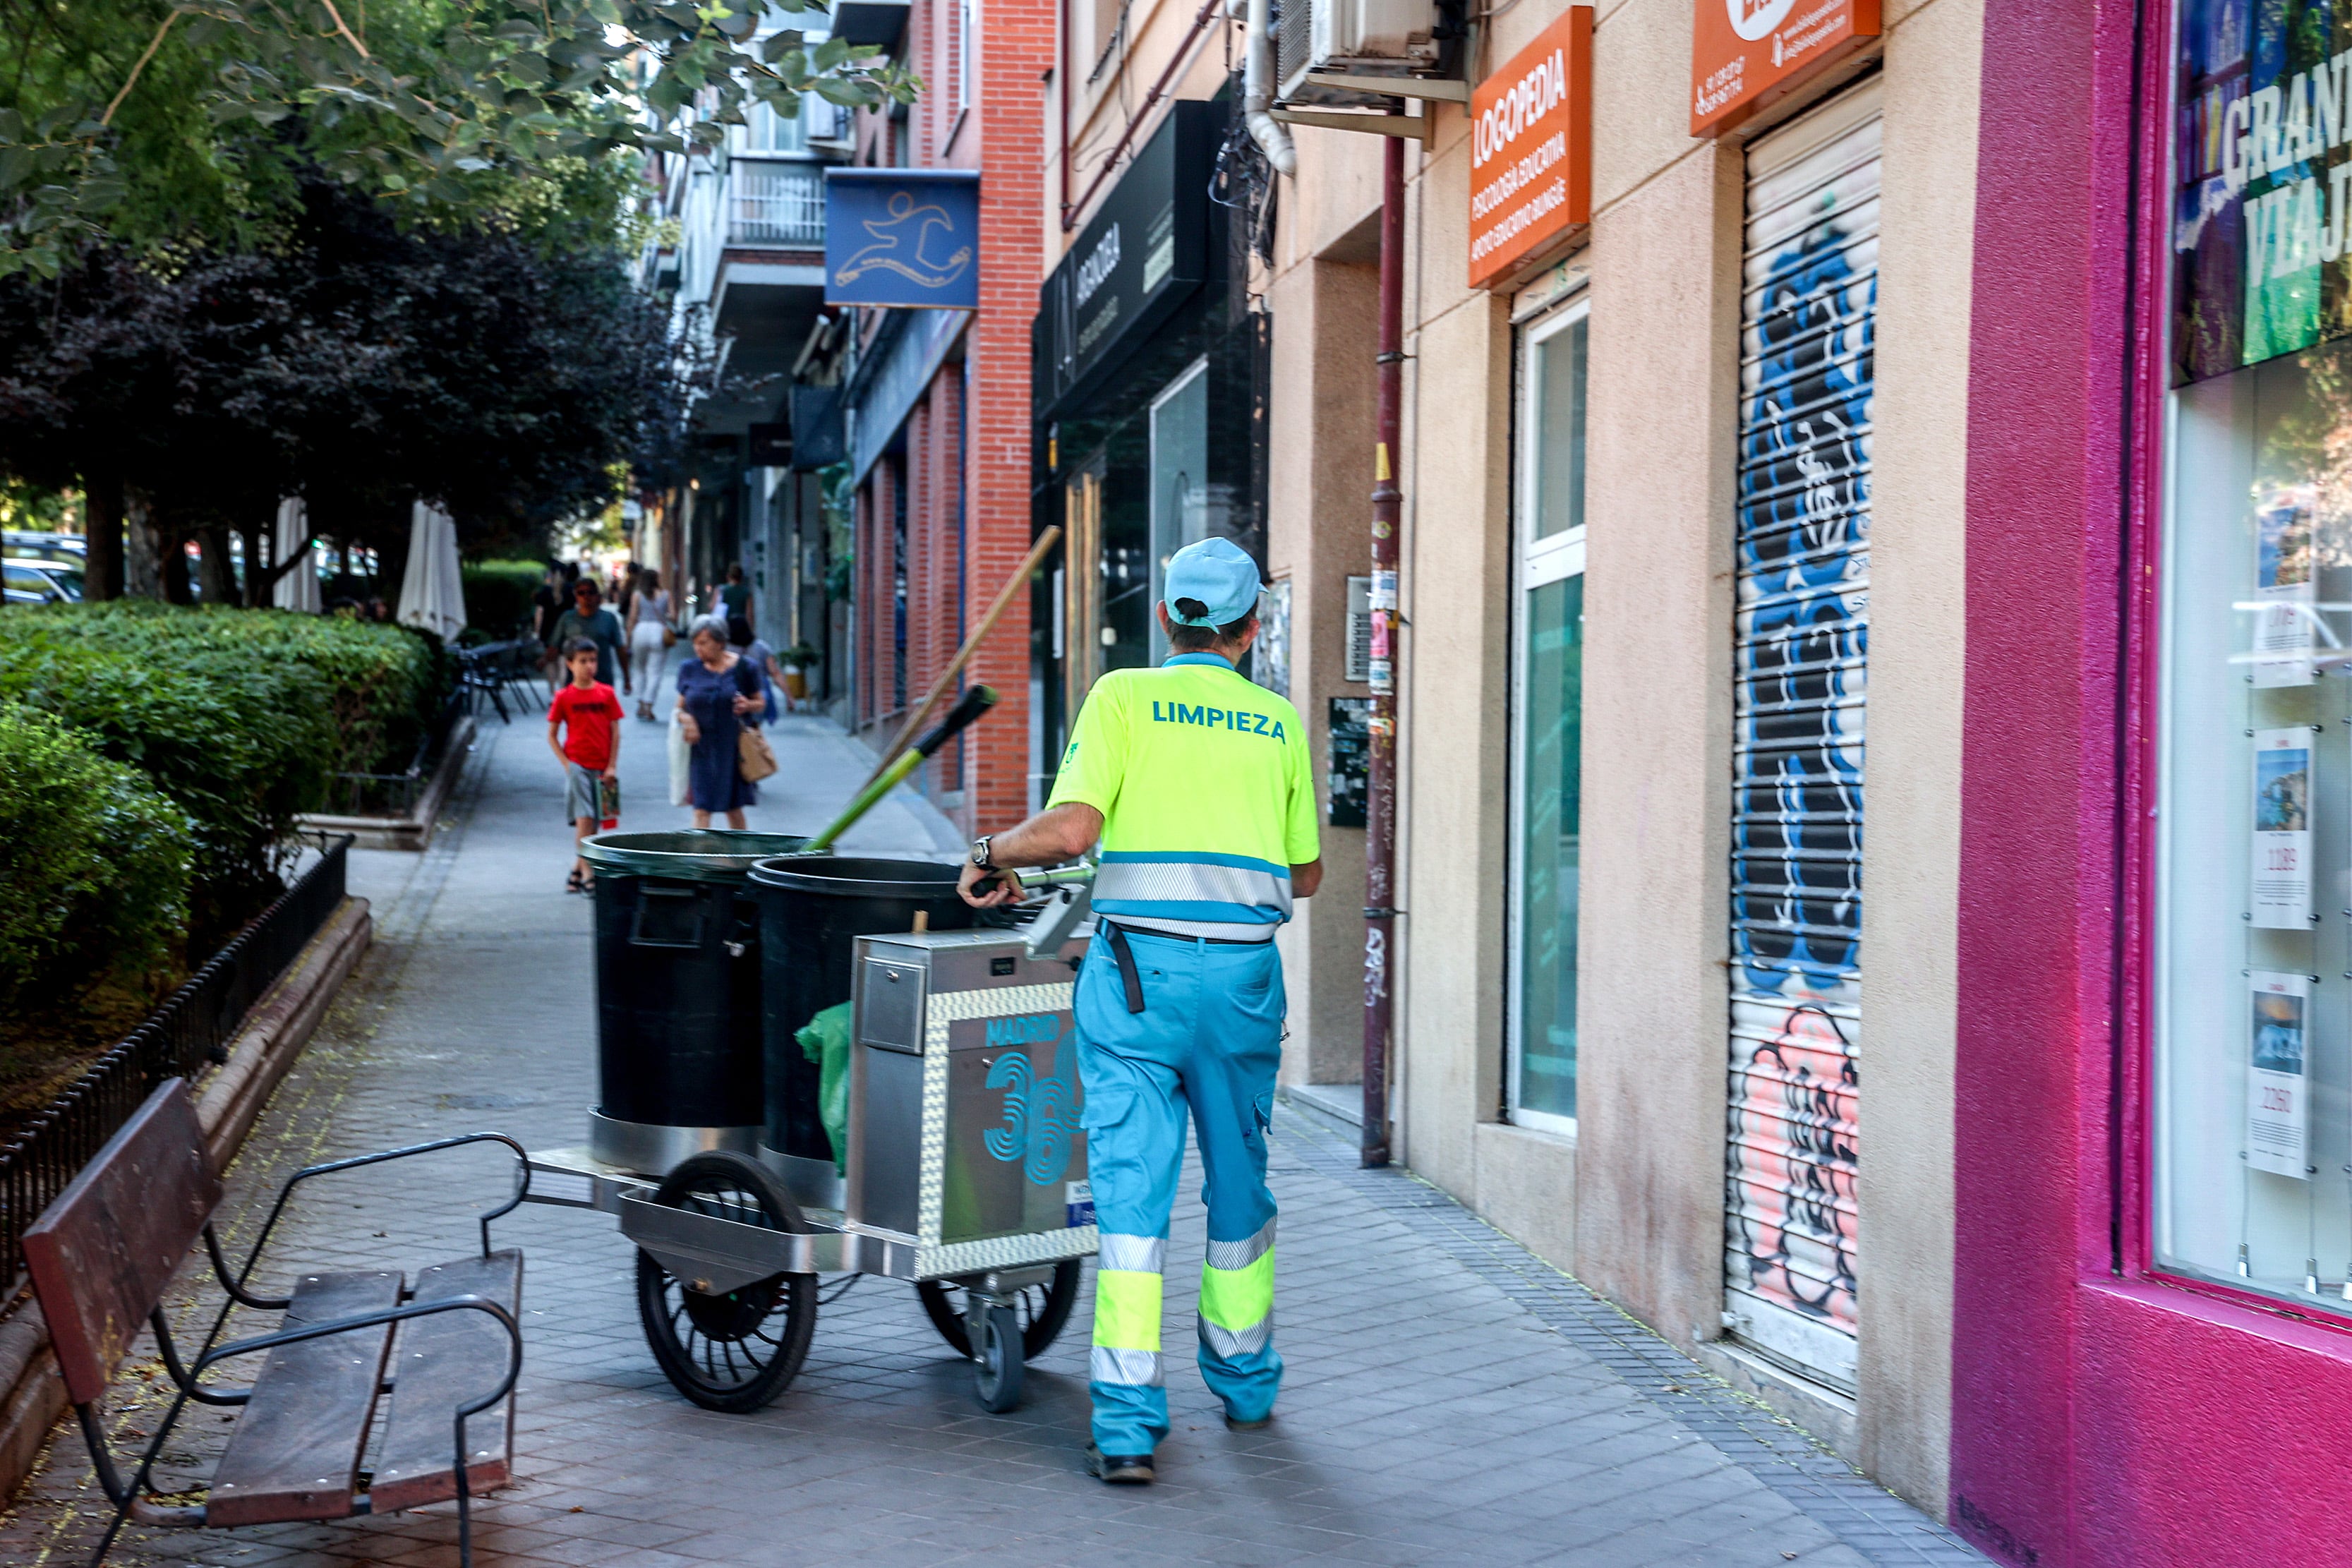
[22,1078,528,1567]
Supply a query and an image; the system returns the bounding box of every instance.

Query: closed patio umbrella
[397,501,466,643]
[271,498,321,613]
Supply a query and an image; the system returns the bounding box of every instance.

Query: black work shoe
[1224,1411,1272,1432]
[1086,1444,1155,1484]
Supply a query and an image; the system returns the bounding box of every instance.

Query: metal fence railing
[728,159,825,247]
[0,834,354,1282]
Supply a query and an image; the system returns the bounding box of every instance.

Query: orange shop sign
[1690,0,1879,136]
[1467,6,1591,291]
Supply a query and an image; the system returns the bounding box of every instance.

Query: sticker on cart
[1065,1179,1095,1228]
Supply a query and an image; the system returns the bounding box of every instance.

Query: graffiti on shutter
[1724,88,1878,1391]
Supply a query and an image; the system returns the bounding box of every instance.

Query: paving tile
[0,714,1987,1568]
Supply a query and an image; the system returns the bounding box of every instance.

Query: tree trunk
[241,519,267,606]
[196,525,239,605]
[162,527,194,605]
[379,527,409,616]
[124,491,164,600]
[83,475,124,600]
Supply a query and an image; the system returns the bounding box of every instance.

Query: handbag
[734,657,777,781]
[739,725,778,782]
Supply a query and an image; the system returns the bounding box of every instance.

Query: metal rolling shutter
[1722,83,1878,1394]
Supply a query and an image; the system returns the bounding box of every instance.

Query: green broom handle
[804,685,998,853]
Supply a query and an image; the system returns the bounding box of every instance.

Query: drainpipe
[1361,131,1402,1168]
[1238,0,1296,174]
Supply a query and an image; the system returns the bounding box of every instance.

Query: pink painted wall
[1952,0,2352,1562]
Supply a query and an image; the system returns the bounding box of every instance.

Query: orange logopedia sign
[1690,0,1880,136]
[1467,6,1591,291]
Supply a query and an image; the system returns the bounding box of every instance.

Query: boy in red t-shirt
[548,638,625,893]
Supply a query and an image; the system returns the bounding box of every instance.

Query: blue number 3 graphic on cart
[984,1018,1081,1187]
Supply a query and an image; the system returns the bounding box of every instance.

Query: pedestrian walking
[628,569,674,722]
[548,637,625,893]
[551,578,627,693]
[958,537,1320,1486]
[719,562,755,648]
[742,634,792,723]
[675,615,764,829]
[533,567,562,637]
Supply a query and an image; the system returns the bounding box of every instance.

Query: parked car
[1,531,86,567]
[4,558,84,603]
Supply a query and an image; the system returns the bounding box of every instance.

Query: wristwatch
[970,835,995,871]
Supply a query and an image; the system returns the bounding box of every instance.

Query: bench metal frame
[56,1123,531,1567]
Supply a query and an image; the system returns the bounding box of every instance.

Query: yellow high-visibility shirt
[1048,652,1320,941]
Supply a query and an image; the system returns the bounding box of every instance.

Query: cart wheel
[972,1303,1025,1413]
[634,1150,818,1413]
[915,1258,1082,1358]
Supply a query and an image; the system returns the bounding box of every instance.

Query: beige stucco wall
[1852,0,1983,1516]
[1056,0,1978,1512]
[1266,253,1380,1086]
[1375,0,1977,1518]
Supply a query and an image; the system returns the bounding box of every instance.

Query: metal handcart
[524,862,1101,1414]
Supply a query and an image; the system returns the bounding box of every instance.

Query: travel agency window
[2159,0,2352,1307]
[1509,279,1587,1137]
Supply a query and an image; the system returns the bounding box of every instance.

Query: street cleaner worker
[959,536,1321,1487]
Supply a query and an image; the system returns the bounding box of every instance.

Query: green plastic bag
[796,1001,855,1175]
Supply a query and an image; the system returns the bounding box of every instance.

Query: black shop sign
[1033,100,1213,424]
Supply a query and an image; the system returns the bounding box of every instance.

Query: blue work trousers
[1075,924,1284,1457]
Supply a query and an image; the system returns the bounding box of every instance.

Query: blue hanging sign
[823,169,981,310]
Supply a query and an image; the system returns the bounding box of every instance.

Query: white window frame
[1506,294,1589,1140]
[959,0,978,118]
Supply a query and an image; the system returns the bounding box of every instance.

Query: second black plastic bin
[747,855,975,1210]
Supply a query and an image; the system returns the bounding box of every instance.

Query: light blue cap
[1162,536,1262,627]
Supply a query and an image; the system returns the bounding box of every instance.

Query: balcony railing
[729,159,824,248]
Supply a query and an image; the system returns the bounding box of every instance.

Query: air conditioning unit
[1276,0,1439,106]
[804,97,852,148]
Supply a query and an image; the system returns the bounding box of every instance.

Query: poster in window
[2252,487,2316,687]
[2251,728,2315,927]
[1256,579,1291,700]
[1329,697,1370,828]
[2249,970,2312,1179]
[2169,0,2352,384]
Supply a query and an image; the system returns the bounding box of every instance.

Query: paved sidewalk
[0,690,1986,1568]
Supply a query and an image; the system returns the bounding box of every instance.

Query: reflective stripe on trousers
[1090,1234,1166,1388]
[1197,1216,1274,1358]
[1076,923,1284,1457]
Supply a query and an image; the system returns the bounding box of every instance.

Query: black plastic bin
[581,831,809,1174]
[747,855,975,1208]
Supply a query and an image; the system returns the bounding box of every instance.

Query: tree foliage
[0,174,701,565]
[0,0,916,275]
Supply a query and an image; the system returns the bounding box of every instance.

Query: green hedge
[1,603,440,776]
[463,560,546,639]
[0,605,440,905]
[0,705,191,1014]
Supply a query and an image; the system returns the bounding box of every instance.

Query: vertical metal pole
[1362,131,1404,1169]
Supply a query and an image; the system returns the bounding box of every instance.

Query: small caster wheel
[972,1301,1025,1413]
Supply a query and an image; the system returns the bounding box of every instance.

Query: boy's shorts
[565,763,609,826]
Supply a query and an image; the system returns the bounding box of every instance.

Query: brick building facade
[843,0,1049,835]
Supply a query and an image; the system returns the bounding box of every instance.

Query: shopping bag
[738,723,779,783]
[667,707,690,805]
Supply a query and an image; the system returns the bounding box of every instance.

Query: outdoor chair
[22,1078,528,1566]
[454,646,512,723]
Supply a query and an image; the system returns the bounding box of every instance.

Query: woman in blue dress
[675,617,763,827]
